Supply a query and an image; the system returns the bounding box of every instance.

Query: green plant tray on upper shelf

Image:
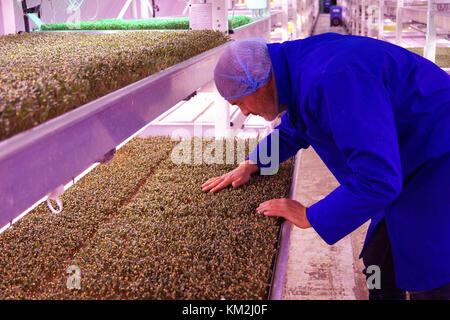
[0,30,229,142]
[39,16,253,31]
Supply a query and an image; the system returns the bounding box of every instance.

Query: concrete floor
[312,13,347,36]
[283,147,369,300]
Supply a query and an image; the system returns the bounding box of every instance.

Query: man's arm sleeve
[306,71,403,245]
[247,109,310,168]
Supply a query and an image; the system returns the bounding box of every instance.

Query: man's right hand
[201,160,259,193]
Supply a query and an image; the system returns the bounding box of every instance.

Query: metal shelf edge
[269,150,303,300]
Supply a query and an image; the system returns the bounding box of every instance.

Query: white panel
[0,1,4,35]
[118,0,133,19]
[215,94,232,138]
[140,0,150,19]
[396,0,404,44]
[424,0,437,63]
[282,0,289,41]
[190,3,213,30]
[212,0,229,32]
[378,0,384,39]
[1,0,16,35]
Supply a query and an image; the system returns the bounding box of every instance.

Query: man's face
[227,75,279,121]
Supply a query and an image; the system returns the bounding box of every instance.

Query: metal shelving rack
[339,0,449,63]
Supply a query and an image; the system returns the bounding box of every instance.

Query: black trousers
[362,218,450,300]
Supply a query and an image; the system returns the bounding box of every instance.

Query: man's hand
[201,160,259,193]
[257,199,312,229]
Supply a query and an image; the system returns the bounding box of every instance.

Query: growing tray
[0,42,230,229]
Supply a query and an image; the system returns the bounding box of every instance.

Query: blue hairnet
[214,38,272,101]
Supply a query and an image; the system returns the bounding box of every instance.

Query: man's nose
[239,107,250,117]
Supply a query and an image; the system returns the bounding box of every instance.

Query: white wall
[1,0,16,35]
[0,1,4,35]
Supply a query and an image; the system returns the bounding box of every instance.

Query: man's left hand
[257,199,312,229]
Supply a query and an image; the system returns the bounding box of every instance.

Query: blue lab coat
[249,33,450,291]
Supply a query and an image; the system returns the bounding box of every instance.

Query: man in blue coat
[202,34,450,299]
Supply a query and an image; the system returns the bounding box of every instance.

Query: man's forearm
[240,160,260,176]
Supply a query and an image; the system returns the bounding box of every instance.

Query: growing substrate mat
[407,47,450,68]
[0,137,293,299]
[39,16,253,31]
[0,30,228,141]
